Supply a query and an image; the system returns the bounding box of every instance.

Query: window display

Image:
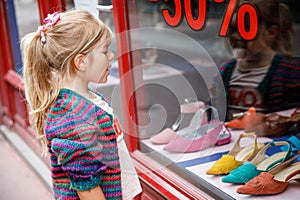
[119,0,300,199]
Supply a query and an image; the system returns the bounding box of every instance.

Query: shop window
[121,0,300,199]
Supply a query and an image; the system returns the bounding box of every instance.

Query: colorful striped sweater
[219,54,300,115]
[44,88,122,200]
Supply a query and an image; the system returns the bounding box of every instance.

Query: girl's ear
[73,54,86,71]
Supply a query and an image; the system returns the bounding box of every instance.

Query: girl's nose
[229,30,247,48]
[231,31,242,41]
[108,51,115,61]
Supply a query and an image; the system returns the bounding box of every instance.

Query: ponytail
[21,32,60,155]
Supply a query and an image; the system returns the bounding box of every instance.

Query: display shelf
[140,130,300,200]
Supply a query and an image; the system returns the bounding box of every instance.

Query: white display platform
[141,130,300,200]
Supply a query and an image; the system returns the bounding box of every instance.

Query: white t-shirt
[227,63,269,120]
[89,93,142,200]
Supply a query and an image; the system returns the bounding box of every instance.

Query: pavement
[0,126,54,200]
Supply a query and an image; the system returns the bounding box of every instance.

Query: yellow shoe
[206,154,243,175]
[206,132,264,175]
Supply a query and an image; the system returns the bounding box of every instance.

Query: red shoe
[237,153,300,195]
[225,107,264,129]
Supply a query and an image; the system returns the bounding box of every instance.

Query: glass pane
[125,0,300,199]
[128,0,230,136]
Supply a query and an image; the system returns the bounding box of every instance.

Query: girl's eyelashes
[105,49,112,55]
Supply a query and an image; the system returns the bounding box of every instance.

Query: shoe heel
[216,125,231,146]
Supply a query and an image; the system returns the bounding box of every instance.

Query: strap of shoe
[251,141,291,166]
[229,132,257,156]
[268,150,300,175]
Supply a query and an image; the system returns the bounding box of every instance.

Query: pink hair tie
[36,12,60,44]
[43,12,60,28]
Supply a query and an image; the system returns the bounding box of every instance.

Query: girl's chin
[233,48,247,59]
[98,73,110,83]
[98,79,108,84]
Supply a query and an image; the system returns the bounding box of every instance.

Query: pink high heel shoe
[150,100,206,145]
[163,106,231,153]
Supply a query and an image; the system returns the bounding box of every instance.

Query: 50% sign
[150,0,259,40]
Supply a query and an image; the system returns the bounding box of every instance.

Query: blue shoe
[222,162,261,184]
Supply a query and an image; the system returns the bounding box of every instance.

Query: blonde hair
[241,0,294,56]
[21,10,112,154]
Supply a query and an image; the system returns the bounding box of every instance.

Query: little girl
[21,10,141,199]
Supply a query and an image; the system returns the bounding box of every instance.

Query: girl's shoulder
[219,58,236,80]
[45,89,113,137]
[48,88,100,119]
[272,54,300,68]
[219,58,236,71]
